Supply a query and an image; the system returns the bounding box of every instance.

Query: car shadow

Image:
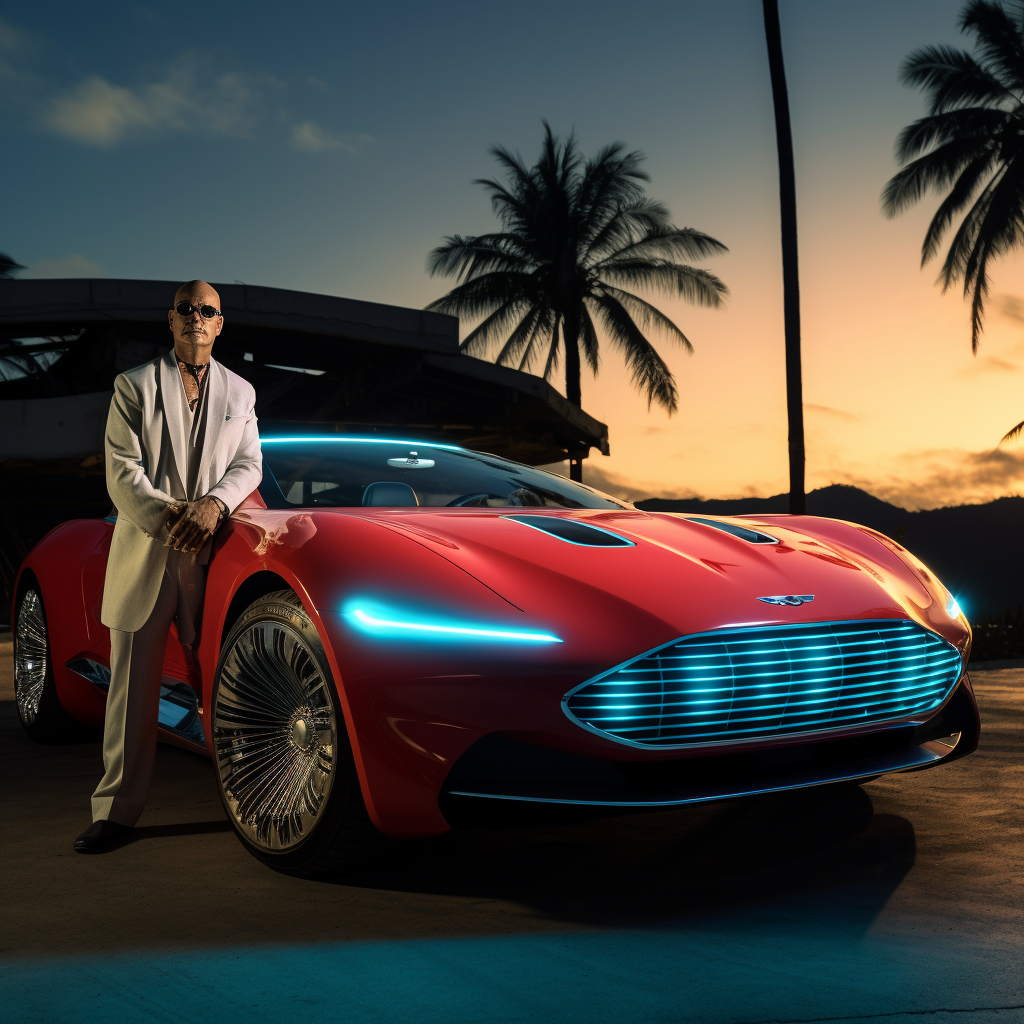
[335,784,915,933]
[129,820,233,841]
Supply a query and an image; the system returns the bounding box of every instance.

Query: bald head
[168,280,223,365]
[174,280,221,306]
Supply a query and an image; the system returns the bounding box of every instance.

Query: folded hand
[166,496,224,552]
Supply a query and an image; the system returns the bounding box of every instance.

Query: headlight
[344,600,562,643]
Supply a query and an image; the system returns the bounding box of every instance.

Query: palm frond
[517,306,556,372]
[957,165,1024,349]
[428,234,534,281]
[474,167,540,233]
[0,253,24,279]
[938,165,1016,289]
[594,225,728,266]
[882,129,998,215]
[541,315,561,381]
[576,145,651,236]
[486,145,534,187]
[588,293,678,412]
[1001,417,1024,442]
[579,304,600,374]
[900,43,1014,112]
[599,258,728,307]
[598,285,694,353]
[583,199,672,260]
[426,272,536,318]
[961,0,1024,94]
[920,153,999,261]
[892,107,1006,164]
[459,298,534,356]
[494,303,551,367]
[934,172,1000,288]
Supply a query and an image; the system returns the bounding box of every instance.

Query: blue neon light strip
[564,619,963,748]
[609,659,949,692]
[595,679,949,712]
[597,687,947,724]
[348,606,561,643]
[261,436,465,451]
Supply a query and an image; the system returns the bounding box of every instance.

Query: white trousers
[91,549,205,825]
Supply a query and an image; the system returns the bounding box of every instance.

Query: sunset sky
[3,0,1024,510]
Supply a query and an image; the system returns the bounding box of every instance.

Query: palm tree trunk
[562,312,584,481]
[763,0,806,515]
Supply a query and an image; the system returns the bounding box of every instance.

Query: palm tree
[763,0,806,515]
[883,0,1024,355]
[426,124,728,481]
[0,253,23,278]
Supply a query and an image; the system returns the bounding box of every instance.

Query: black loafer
[74,820,134,854]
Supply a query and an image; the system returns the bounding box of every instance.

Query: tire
[13,583,82,742]
[212,589,385,875]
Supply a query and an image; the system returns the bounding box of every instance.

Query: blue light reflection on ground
[2,928,1020,1024]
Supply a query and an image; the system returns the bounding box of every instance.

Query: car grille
[564,619,963,748]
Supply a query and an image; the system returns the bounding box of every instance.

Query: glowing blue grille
[564,619,963,748]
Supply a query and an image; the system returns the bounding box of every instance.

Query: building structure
[0,278,610,620]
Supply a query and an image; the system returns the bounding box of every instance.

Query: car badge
[758,595,815,606]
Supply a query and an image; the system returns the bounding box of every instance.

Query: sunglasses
[174,301,222,319]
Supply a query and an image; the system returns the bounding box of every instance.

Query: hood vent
[504,515,634,547]
[685,517,779,545]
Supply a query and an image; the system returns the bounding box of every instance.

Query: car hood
[344,508,960,646]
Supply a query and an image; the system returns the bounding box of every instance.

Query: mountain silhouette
[636,484,1023,618]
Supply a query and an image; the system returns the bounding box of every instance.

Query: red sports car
[11,437,978,873]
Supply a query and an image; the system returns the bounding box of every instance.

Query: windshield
[259,438,627,510]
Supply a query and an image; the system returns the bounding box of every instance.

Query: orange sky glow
[566,217,1024,512]
[6,1,1021,511]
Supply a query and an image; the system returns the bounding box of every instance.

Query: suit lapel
[159,351,187,489]
[197,357,229,489]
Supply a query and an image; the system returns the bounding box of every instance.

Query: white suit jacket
[100,350,263,632]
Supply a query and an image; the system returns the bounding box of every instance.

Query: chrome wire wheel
[15,589,48,726]
[214,617,338,852]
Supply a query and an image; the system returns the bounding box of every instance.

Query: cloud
[805,403,861,422]
[46,76,160,145]
[960,355,1019,376]
[824,446,1024,511]
[557,443,1024,512]
[290,121,372,154]
[21,254,105,278]
[546,462,703,503]
[44,63,260,145]
[0,17,30,54]
[0,22,364,153]
[997,294,1024,325]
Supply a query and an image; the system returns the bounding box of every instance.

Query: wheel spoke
[15,590,47,726]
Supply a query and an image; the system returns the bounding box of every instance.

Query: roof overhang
[0,278,609,464]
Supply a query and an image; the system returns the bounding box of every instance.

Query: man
[74,281,262,854]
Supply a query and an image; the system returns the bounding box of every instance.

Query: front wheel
[212,590,385,874]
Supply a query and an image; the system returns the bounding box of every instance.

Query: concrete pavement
[1,641,1021,1023]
